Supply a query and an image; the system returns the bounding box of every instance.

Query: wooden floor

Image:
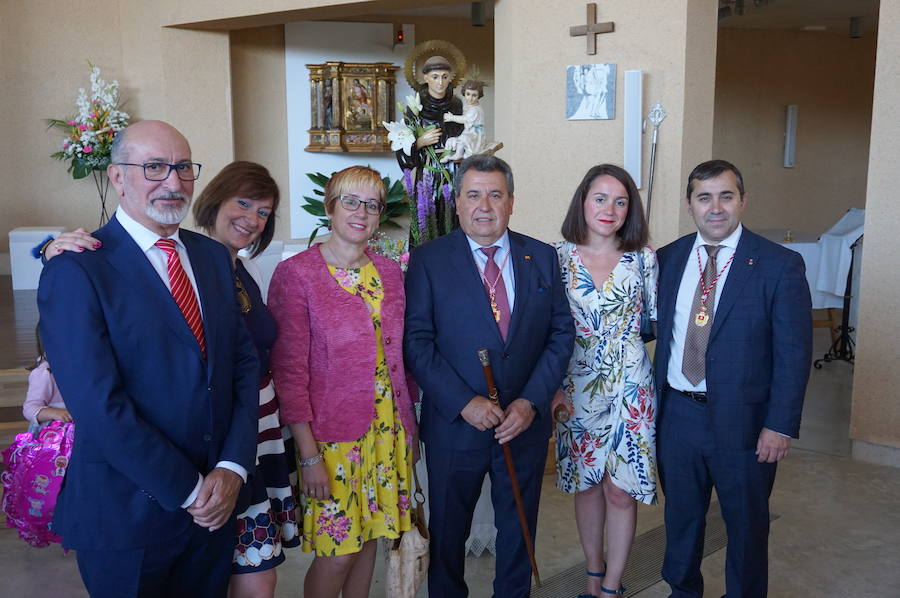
[0,275,39,370]
[0,275,39,448]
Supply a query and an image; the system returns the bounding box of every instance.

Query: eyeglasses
[114,162,202,181]
[338,194,384,215]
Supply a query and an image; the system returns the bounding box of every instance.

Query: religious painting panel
[306,62,398,152]
[566,63,616,120]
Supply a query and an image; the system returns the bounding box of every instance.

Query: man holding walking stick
[404,154,574,598]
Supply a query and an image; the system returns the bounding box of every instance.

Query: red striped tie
[154,238,206,358]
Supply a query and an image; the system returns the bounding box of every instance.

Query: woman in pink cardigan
[268,166,418,598]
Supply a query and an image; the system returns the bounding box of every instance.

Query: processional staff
[645,102,668,223]
[477,348,542,588]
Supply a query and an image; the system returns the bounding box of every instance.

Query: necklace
[693,246,735,327]
[322,243,367,270]
[234,275,251,314]
[477,249,511,323]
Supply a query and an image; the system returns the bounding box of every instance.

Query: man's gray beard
[146,195,190,225]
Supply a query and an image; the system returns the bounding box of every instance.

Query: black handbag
[636,249,656,343]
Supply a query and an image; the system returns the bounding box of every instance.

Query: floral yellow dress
[300,262,414,556]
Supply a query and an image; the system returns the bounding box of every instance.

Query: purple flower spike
[441,183,454,208]
[416,180,430,235]
[402,168,415,196]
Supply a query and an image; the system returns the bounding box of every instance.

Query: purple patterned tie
[480,246,510,341]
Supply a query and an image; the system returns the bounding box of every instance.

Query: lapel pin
[748,258,754,265]
[524,255,531,260]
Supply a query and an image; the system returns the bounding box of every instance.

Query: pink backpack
[1,420,74,547]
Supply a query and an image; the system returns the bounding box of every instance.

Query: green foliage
[300,170,409,247]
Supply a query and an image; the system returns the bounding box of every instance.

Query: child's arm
[23,363,53,424]
[24,362,71,424]
[35,406,73,423]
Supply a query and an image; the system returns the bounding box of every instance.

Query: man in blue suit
[404,154,574,598]
[654,160,812,598]
[37,120,259,597]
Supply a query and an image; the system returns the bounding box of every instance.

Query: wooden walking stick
[477,348,542,588]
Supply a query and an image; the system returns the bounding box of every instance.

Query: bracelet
[298,452,324,467]
[31,235,56,260]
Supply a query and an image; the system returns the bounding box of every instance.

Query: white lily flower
[382,120,416,156]
[405,93,423,116]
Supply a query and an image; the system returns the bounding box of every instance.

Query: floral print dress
[300,262,414,556]
[554,241,658,505]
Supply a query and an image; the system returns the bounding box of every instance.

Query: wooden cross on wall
[570,2,615,55]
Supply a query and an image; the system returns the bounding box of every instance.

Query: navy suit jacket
[654,227,812,449]
[37,216,259,550]
[404,229,574,450]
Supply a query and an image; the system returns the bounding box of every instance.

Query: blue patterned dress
[554,242,658,505]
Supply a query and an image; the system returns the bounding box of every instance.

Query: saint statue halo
[403,39,467,90]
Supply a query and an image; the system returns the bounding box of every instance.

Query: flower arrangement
[382,94,455,248]
[367,231,410,272]
[46,63,130,225]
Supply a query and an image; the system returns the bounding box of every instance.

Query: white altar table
[758,229,844,309]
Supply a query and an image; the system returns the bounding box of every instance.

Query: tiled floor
[1,274,896,596]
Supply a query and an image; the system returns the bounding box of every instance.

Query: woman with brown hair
[191,161,299,598]
[552,164,658,597]
[268,165,418,598]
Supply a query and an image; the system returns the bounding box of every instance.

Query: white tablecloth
[816,208,865,296]
[758,229,844,309]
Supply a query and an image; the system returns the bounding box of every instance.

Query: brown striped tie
[682,245,720,385]
[155,238,206,358]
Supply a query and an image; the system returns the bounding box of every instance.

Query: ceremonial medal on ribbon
[489,291,501,323]
[694,307,709,327]
[693,246,735,329]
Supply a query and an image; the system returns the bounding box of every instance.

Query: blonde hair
[324,166,385,214]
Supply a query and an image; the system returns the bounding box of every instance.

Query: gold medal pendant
[490,296,501,323]
[694,310,709,327]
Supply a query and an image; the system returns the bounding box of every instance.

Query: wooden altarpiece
[306,61,398,153]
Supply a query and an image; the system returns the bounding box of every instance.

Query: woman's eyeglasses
[338,194,384,215]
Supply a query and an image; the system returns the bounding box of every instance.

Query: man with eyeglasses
[37,120,259,597]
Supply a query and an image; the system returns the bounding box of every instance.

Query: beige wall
[713,28,876,235]
[0,0,232,251]
[230,26,290,241]
[1,0,124,252]
[850,3,900,453]
[494,0,717,246]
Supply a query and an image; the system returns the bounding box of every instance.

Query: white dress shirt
[115,208,204,315]
[667,224,743,392]
[114,209,247,508]
[465,230,516,311]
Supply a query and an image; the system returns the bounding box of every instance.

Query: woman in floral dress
[551,164,657,598]
[268,166,417,598]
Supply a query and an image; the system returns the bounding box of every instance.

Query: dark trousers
[425,440,546,598]
[658,388,777,598]
[75,518,235,598]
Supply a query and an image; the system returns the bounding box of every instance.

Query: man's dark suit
[37,216,259,595]
[654,227,812,598]
[404,228,574,598]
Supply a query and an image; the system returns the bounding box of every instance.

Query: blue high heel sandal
[600,583,626,595]
[576,567,607,598]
